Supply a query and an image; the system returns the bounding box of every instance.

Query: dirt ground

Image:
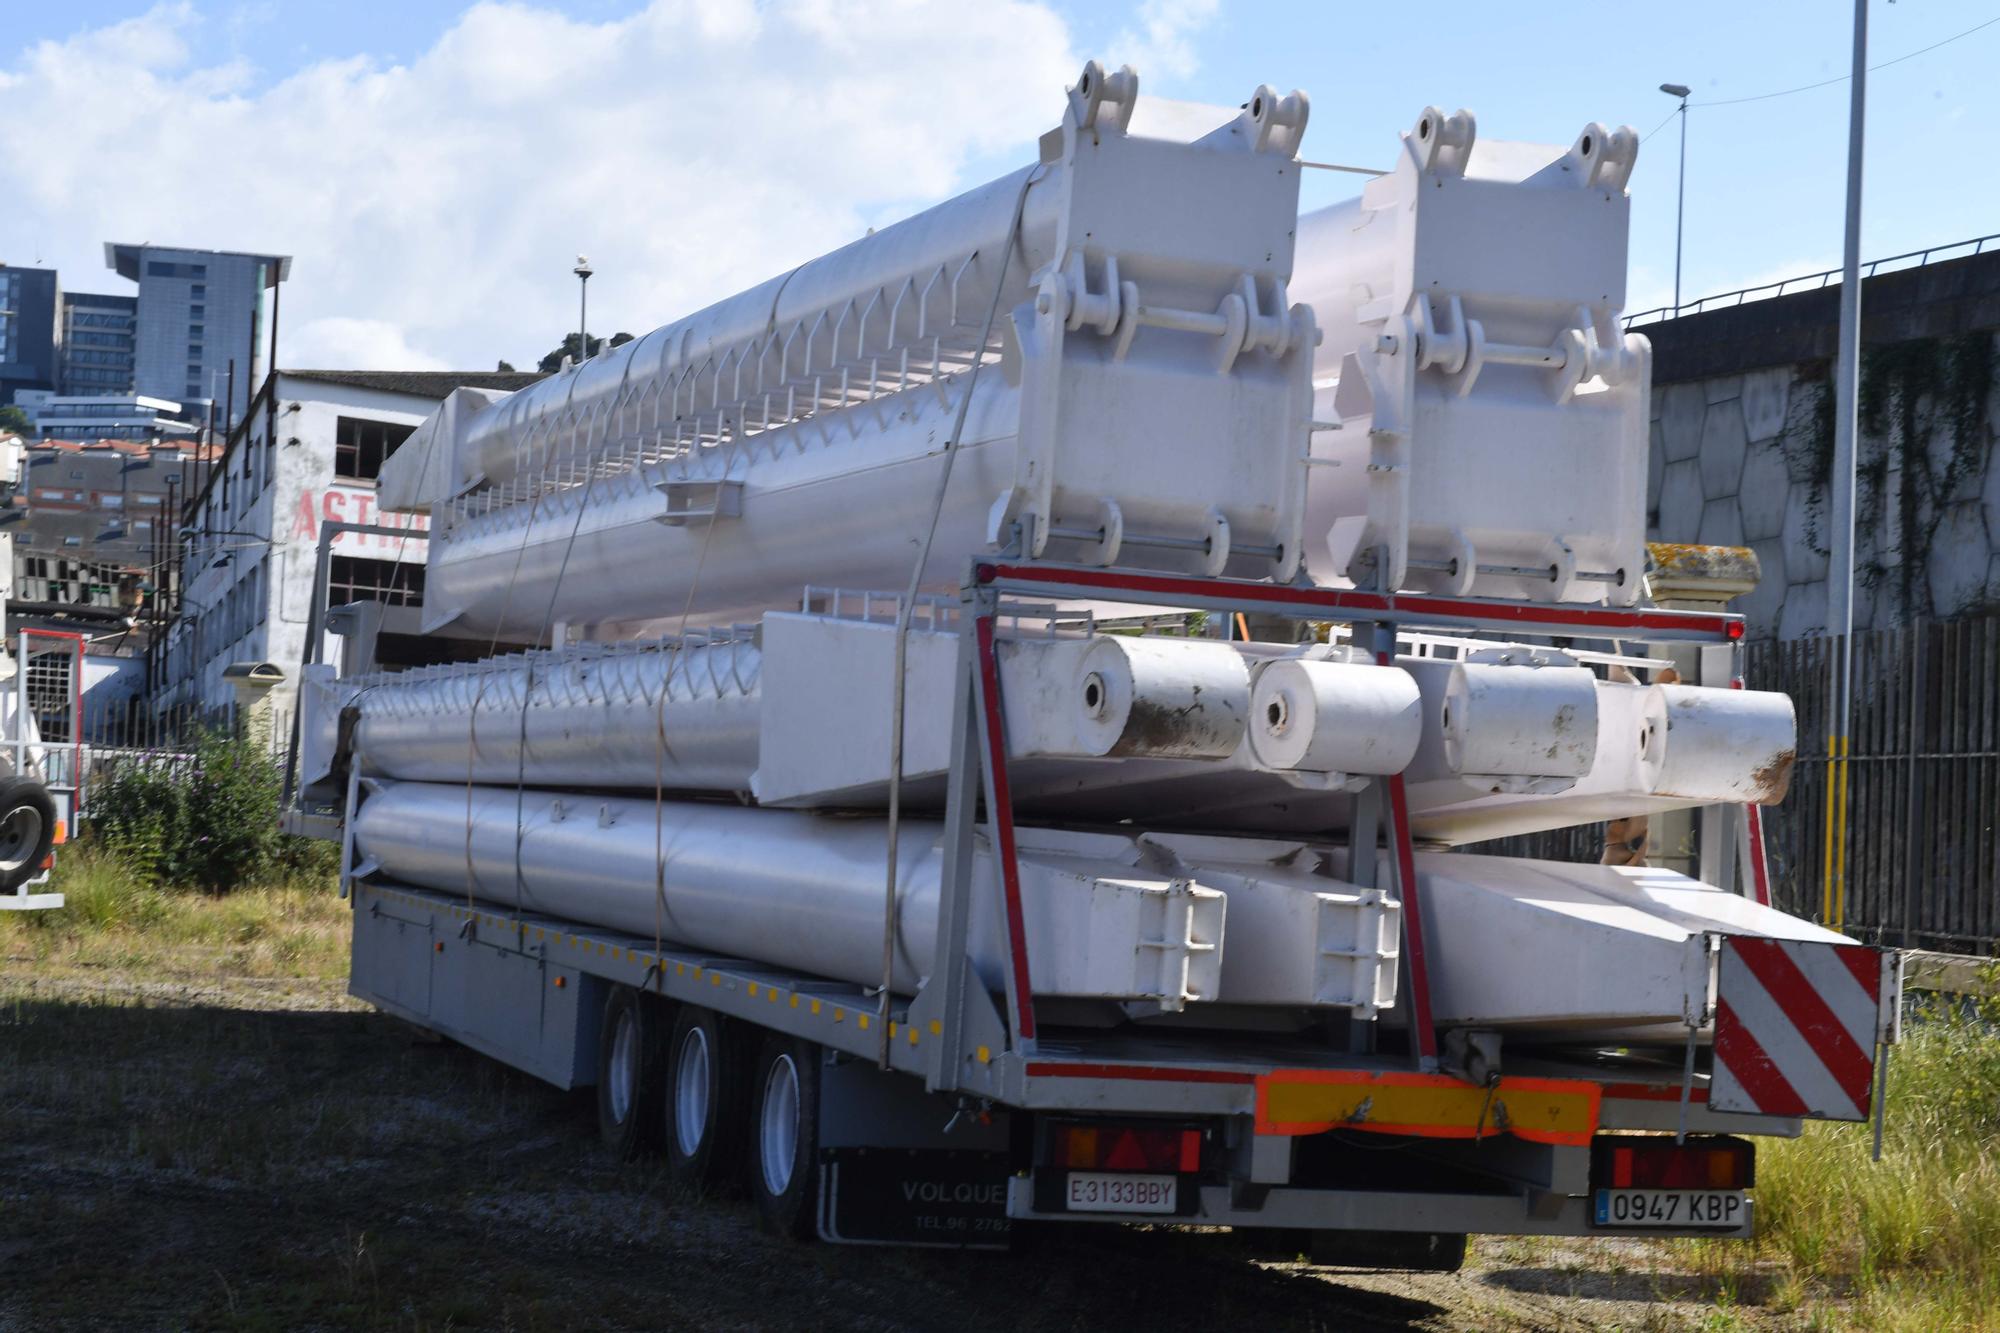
[0,971,1785,1332]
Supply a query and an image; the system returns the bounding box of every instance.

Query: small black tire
[663,1006,748,1194]
[748,1033,820,1241]
[595,987,664,1159]
[0,777,57,893]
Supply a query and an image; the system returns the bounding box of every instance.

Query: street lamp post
[1659,83,1691,312]
[1825,1,1869,939]
[573,255,593,362]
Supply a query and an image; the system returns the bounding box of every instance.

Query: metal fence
[65,695,291,816]
[1748,615,2000,954]
[1623,231,2000,327]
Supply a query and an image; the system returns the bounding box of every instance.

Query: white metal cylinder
[1248,658,1422,775]
[352,782,1223,1004]
[1070,636,1249,759]
[1441,662,1599,779]
[343,639,760,792]
[1649,684,1797,805]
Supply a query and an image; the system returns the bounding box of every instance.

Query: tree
[496,359,517,373]
[536,330,634,374]
[0,404,31,438]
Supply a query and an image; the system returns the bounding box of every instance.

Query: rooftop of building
[279,369,548,399]
[63,290,137,309]
[105,242,293,285]
[29,438,215,459]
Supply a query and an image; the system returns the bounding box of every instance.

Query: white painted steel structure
[305,65,1900,1251]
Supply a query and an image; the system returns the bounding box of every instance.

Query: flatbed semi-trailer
[295,64,1901,1265]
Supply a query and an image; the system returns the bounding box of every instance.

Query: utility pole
[1823,0,1868,930]
[573,255,593,362]
[1659,83,1691,311]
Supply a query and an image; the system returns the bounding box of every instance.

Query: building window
[188,344,203,358]
[327,555,424,608]
[334,416,417,481]
[190,284,205,300]
[189,305,204,318]
[188,324,204,338]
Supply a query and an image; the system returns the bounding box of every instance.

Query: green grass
[0,845,350,982]
[1677,987,2000,1331]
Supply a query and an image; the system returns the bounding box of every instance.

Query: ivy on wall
[1777,331,1997,620]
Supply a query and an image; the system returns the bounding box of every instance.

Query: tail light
[1045,1121,1204,1174]
[1593,1136,1754,1190]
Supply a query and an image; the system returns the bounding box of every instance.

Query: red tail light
[1594,1136,1754,1190]
[1047,1121,1203,1173]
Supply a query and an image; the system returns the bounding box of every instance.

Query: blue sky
[3,1,1991,367]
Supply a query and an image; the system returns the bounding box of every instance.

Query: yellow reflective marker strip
[1255,1071,1600,1146]
[976,1045,992,1064]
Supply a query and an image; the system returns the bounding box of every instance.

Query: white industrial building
[152,368,540,718]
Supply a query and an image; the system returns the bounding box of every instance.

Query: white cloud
[285,317,450,371]
[1110,0,1219,82]
[0,0,1092,371]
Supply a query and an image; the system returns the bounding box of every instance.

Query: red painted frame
[19,628,85,805]
[965,559,1746,1069]
[972,612,1039,1041]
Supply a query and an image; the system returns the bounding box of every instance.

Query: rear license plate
[1594,1189,1746,1229]
[1065,1172,1177,1214]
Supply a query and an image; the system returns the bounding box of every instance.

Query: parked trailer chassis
[340,562,1814,1249]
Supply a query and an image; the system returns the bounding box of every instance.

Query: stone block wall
[1648,331,2000,640]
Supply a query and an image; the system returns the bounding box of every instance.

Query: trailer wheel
[0,778,56,893]
[596,987,664,1158]
[664,1006,747,1193]
[748,1034,820,1240]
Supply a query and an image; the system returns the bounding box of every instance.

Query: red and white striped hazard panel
[1710,937,1894,1122]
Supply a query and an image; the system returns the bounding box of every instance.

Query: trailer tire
[0,778,56,893]
[596,987,665,1159]
[748,1034,820,1240]
[664,1006,747,1194]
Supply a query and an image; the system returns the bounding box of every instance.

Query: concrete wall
[1642,250,2000,640]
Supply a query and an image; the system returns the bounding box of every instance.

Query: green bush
[88,731,335,892]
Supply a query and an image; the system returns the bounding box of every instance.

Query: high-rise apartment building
[59,291,137,396]
[104,243,290,423]
[0,264,61,405]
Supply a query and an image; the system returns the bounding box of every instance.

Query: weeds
[0,846,347,981]
[1677,989,2000,1330]
[88,730,338,891]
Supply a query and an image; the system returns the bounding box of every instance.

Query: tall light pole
[1659,83,1691,312]
[1824,1,1868,933]
[573,255,593,362]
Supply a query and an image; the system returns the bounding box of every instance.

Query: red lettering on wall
[292,491,319,542]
